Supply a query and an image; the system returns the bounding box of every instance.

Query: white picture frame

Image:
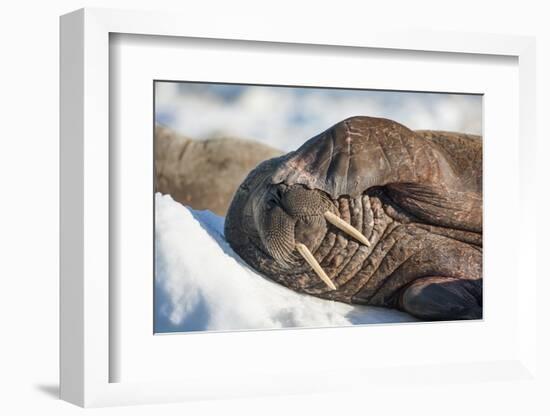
[60,7,538,407]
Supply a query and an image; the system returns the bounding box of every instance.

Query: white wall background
[0,1,548,415]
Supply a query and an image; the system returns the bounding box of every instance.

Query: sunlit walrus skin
[225,116,482,321]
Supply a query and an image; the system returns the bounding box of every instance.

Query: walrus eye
[266,196,278,210]
[266,187,283,210]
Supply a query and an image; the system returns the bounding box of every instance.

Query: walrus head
[225,116,420,291]
[224,161,339,290]
[224,116,481,296]
[226,178,361,290]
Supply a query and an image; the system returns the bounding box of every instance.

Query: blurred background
[155,81,482,152]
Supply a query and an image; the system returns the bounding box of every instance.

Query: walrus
[224,116,482,321]
[155,125,283,216]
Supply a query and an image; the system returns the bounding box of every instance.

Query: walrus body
[225,116,482,321]
[155,125,283,216]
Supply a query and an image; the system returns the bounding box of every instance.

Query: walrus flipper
[386,182,482,233]
[399,276,482,321]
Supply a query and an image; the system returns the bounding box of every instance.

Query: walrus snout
[255,185,328,266]
[253,184,372,290]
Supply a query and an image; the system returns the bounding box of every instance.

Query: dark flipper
[399,276,482,321]
[386,183,482,233]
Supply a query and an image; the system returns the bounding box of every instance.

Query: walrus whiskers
[295,243,337,290]
[324,211,371,247]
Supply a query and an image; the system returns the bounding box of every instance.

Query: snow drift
[154,193,416,333]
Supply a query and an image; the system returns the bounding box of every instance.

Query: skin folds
[225,116,482,321]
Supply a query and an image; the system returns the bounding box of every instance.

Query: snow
[154,193,417,333]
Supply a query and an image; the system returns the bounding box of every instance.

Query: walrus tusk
[295,243,337,290]
[324,211,371,247]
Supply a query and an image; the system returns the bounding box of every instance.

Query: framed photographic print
[60,8,538,408]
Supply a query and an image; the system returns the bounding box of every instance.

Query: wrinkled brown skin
[155,125,283,216]
[225,116,482,321]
